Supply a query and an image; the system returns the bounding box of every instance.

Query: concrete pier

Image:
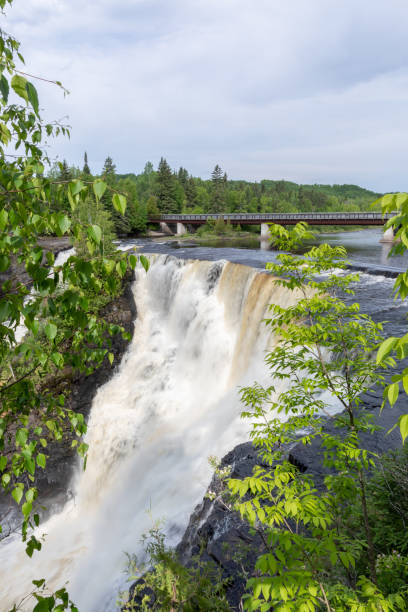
[159,221,173,235]
[176,222,187,235]
[380,226,394,243]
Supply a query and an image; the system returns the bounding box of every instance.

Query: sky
[3,0,408,191]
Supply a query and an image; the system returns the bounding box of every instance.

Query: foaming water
[0,255,299,611]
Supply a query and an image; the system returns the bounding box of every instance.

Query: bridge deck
[150,212,392,226]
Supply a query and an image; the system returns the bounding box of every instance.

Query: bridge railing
[150,212,393,222]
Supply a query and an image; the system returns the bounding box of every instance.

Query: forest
[52,155,382,236]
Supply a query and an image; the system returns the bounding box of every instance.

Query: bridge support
[260,223,272,250]
[380,227,394,243]
[160,221,174,235]
[176,222,187,235]
[260,223,271,239]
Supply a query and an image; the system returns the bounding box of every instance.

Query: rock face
[176,442,267,610]
[176,389,408,610]
[0,272,137,537]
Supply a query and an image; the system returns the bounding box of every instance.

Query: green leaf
[0,208,8,230]
[93,180,107,201]
[108,352,114,365]
[12,486,23,505]
[140,254,149,272]
[33,598,53,612]
[26,81,39,115]
[36,453,46,468]
[399,414,408,444]
[57,213,71,235]
[0,254,10,272]
[88,224,102,244]
[69,180,85,197]
[16,428,28,446]
[22,501,32,517]
[44,322,57,341]
[0,457,7,471]
[376,337,398,364]
[0,74,9,102]
[129,254,137,269]
[0,300,10,323]
[387,382,399,406]
[11,74,28,101]
[112,193,127,215]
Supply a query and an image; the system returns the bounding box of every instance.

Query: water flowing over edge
[0,254,302,612]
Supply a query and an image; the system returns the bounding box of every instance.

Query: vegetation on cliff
[0,2,147,609]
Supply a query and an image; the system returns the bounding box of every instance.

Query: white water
[0,255,300,611]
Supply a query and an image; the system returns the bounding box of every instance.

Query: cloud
[4,0,408,190]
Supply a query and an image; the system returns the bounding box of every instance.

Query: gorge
[1,228,407,611]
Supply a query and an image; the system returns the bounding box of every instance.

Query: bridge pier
[160,221,173,235]
[260,223,272,247]
[176,222,187,235]
[260,223,271,240]
[380,227,394,243]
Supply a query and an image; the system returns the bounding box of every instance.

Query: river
[0,228,406,611]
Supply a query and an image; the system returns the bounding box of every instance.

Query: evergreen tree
[177,166,189,188]
[83,151,91,175]
[210,164,226,213]
[102,156,116,181]
[185,177,197,209]
[155,157,179,213]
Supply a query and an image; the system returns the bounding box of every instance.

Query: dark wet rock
[176,391,408,610]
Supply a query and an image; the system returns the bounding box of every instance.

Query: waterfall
[0,255,300,612]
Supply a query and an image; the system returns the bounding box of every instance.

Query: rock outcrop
[176,388,408,610]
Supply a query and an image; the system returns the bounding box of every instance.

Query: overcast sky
[4,0,408,191]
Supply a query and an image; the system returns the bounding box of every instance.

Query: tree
[102,156,116,181]
[0,4,148,608]
[225,223,406,610]
[155,157,179,213]
[210,164,226,213]
[146,195,161,218]
[82,151,91,176]
[375,192,408,443]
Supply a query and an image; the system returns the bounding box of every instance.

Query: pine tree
[185,177,197,209]
[155,157,179,213]
[210,164,226,213]
[83,151,91,175]
[102,156,116,181]
[177,167,189,188]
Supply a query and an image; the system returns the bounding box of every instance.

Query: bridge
[149,212,395,242]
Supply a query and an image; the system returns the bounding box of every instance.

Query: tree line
[51,156,382,236]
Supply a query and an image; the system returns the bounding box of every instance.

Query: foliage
[0,3,148,609]
[155,157,179,214]
[376,552,408,599]
[223,223,408,610]
[355,445,408,556]
[72,195,116,257]
[120,525,232,611]
[374,191,408,443]
[116,161,380,221]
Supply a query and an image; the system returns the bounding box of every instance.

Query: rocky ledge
[176,386,408,610]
